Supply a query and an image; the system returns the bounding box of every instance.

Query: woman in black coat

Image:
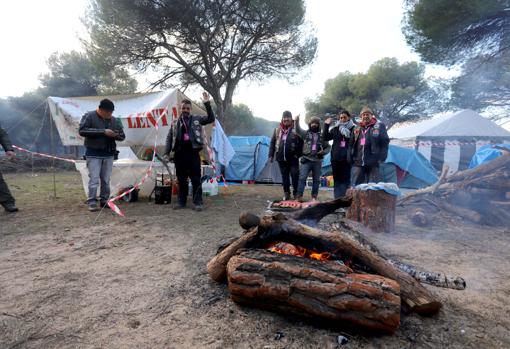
[323,110,355,198]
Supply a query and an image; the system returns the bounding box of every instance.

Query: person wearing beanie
[294,114,330,202]
[348,106,389,185]
[324,110,355,198]
[0,123,18,213]
[79,98,125,212]
[269,110,303,200]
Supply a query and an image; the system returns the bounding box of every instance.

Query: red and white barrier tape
[107,108,167,217]
[12,145,77,163]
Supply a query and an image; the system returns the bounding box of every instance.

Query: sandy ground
[1,171,509,349]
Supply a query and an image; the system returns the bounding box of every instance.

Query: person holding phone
[79,99,125,212]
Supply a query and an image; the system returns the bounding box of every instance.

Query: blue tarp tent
[322,144,438,188]
[469,144,510,168]
[225,136,272,181]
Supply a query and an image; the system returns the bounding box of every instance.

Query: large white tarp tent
[47,90,231,197]
[388,109,510,174]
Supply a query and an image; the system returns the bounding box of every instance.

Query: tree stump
[347,189,396,232]
[227,249,401,334]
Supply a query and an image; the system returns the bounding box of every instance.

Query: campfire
[266,241,333,261]
[208,198,465,335]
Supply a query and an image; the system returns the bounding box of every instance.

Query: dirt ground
[1,171,509,349]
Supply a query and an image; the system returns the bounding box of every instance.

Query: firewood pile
[207,199,464,335]
[399,153,510,226]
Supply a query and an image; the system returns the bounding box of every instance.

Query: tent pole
[48,101,57,198]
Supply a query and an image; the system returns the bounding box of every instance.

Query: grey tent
[389,109,510,173]
[256,159,282,183]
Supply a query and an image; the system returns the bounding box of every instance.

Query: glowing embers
[266,241,332,261]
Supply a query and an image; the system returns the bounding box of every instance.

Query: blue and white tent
[225,136,281,182]
[322,144,438,189]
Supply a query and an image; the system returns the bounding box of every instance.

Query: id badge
[184,133,190,141]
[340,140,346,148]
[360,138,366,146]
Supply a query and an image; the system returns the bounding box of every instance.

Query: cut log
[227,249,401,334]
[436,200,482,224]
[258,214,442,315]
[289,197,352,225]
[239,212,261,230]
[387,260,466,290]
[332,219,465,290]
[207,227,260,282]
[347,189,396,233]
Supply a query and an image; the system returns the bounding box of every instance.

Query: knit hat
[309,116,321,125]
[98,99,115,111]
[282,110,292,119]
[360,106,373,115]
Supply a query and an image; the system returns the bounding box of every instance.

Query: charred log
[387,260,466,290]
[257,214,441,315]
[207,227,260,282]
[288,197,352,225]
[227,249,401,334]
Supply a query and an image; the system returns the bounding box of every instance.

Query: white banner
[48,89,206,147]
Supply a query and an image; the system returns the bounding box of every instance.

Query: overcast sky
[0,0,453,122]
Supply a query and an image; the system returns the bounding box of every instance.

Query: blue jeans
[297,159,322,198]
[86,156,114,204]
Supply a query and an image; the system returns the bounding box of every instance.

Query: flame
[267,242,331,261]
[309,251,331,261]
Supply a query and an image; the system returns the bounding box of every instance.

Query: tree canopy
[1,51,137,152]
[403,0,510,116]
[86,0,317,119]
[305,58,442,127]
[403,0,510,66]
[40,51,137,97]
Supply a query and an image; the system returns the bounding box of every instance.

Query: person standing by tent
[294,115,330,202]
[269,111,303,200]
[165,92,215,211]
[0,124,18,213]
[348,106,389,185]
[324,110,355,198]
[79,99,125,212]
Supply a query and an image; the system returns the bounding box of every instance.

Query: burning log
[207,227,260,282]
[257,214,441,315]
[333,219,466,290]
[346,189,396,232]
[227,249,401,334]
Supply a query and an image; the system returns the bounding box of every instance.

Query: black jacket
[165,101,215,155]
[348,121,389,167]
[323,120,355,162]
[79,111,125,152]
[0,124,13,152]
[269,126,303,162]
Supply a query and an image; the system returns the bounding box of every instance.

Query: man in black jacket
[324,110,355,198]
[348,106,389,185]
[0,124,18,212]
[269,111,303,200]
[79,99,125,212]
[295,115,330,201]
[165,92,215,211]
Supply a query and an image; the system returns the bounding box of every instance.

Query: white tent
[48,89,232,197]
[389,109,510,174]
